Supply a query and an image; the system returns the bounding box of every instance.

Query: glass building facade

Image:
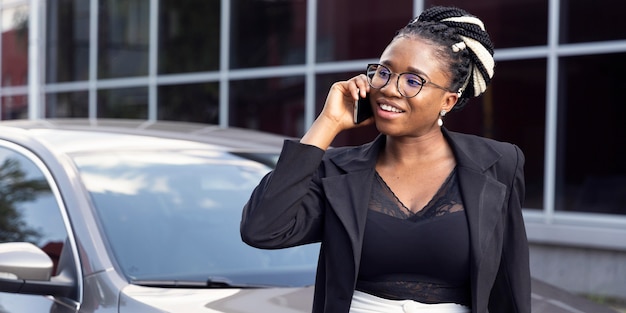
[1,0,626,262]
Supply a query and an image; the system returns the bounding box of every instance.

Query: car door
[0,141,80,313]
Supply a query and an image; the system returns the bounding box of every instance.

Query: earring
[437,109,447,127]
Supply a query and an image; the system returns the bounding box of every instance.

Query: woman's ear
[442,92,459,112]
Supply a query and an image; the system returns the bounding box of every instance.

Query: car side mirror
[0,242,74,297]
[0,242,54,281]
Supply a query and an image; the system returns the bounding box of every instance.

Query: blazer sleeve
[240,140,327,249]
[489,144,531,313]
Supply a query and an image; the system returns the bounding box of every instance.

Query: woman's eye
[405,75,423,87]
[378,69,391,78]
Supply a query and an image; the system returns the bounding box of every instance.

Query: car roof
[0,119,288,154]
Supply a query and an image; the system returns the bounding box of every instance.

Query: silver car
[0,119,619,313]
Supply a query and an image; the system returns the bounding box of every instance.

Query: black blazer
[241,128,530,313]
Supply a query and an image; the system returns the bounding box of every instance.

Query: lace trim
[370,168,463,221]
[356,280,471,306]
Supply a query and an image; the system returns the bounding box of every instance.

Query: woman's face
[370,36,458,138]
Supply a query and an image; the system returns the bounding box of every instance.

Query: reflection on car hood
[120,284,314,313]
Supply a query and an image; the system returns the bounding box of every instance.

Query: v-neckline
[374,167,457,216]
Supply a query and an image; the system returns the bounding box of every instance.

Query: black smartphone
[353,94,373,124]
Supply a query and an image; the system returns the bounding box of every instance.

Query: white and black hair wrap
[413,7,495,100]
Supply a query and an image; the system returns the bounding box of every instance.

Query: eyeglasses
[365,63,450,98]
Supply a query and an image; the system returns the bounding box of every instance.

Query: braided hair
[395,6,495,110]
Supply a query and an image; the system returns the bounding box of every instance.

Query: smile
[379,103,405,113]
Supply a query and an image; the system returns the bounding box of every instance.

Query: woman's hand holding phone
[300,74,371,150]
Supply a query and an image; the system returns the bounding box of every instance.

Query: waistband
[350,290,470,313]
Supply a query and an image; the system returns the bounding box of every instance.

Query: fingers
[316,74,372,129]
[353,74,370,100]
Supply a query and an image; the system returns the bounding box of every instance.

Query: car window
[0,145,68,275]
[72,149,319,287]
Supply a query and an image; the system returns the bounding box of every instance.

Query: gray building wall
[530,244,626,302]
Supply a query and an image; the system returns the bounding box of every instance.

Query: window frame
[0,139,83,306]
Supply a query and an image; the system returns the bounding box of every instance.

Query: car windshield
[71,148,319,287]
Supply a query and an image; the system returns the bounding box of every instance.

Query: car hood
[115,278,620,313]
[119,284,314,313]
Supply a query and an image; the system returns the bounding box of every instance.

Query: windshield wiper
[131,277,264,289]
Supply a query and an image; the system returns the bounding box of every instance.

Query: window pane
[98,0,149,78]
[560,0,626,43]
[229,0,306,69]
[229,76,304,137]
[316,0,413,62]
[425,0,548,48]
[46,0,90,83]
[73,149,317,283]
[98,87,148,119]
[158,82,219,124]
[556,53,626,215]
[45,91,89,118]
[158,0,220,74]
[447,59,547,209]
[0,146,67,275]
[1,94,28,120]
[1,4,29,87]
[316,71,380,147]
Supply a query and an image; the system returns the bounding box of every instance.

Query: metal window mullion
[543,0,560,223]
[304,0,317,130]
[219,0,230,127]
[413,0,424,18]
[40,0,47,117]
[88,0,98,120]
[28,0,42,119]
[557,40,626,56]
[148,0,158,121]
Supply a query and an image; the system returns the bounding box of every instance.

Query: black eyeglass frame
[365,63,451,98]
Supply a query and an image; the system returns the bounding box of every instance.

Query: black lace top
[355,168,471,306]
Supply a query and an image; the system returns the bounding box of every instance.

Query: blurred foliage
[0,158,49,243]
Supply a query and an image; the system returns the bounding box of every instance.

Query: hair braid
[399,6,495,110]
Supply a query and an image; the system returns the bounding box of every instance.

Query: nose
[379,73,403,98]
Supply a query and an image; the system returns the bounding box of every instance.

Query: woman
[241,6,530,313]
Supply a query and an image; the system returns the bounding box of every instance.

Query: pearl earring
[437,109,447,127]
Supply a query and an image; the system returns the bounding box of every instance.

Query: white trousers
[349,290,470,313]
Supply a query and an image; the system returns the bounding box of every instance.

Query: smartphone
[353,94,373,124]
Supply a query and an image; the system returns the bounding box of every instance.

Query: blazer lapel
[444,129,508,307]
[322,136,384,270]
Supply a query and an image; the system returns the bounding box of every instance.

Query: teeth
[380,104,404,113]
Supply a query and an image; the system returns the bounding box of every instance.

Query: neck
[380,129,450,166]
